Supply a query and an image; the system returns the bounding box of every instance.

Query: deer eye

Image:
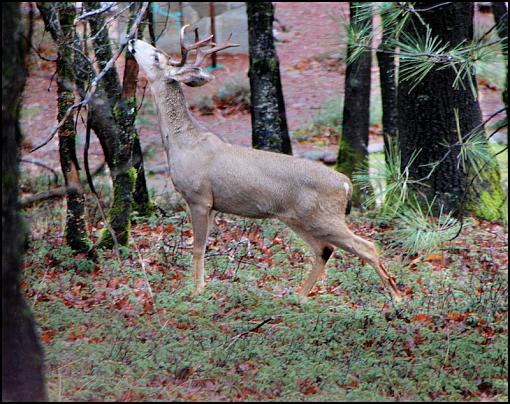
[153,53,159,63]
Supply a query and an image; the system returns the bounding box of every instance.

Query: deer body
[152,78,350,221]
[130,31,403,302]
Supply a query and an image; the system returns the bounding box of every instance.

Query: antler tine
[171,24,215,67]
[192,33,240,68]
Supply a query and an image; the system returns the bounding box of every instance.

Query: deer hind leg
[289,227,334,302]
[324,223,403,302]
[298,243,334,303]
[189,204,212,295]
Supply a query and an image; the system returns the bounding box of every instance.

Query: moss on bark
[98,166,137,248]
[132,133,154,216]
[466,158,507,221]
[336,138,369,207]
[96,91,138,248]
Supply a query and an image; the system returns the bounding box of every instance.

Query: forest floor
[18,2,508,402]
[22,196,508,401]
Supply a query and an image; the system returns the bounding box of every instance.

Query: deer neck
[150,79,202,150]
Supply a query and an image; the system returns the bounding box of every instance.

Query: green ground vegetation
[22,177,508,401]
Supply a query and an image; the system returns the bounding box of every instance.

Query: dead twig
[224,317,274,350]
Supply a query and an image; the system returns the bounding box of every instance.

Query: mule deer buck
[128,26,403,302]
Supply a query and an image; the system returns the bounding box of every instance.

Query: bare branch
[19,158,59,183]
[88,2,135,43]
[20,186,74,208]
[76,2,116,21]
[224,318,274,351]
[30,2,149,154]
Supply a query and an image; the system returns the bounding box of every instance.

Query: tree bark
[492,2,508,121]
[2,3,47,401]
[132,135,153,215]
[81,2,151,247]
[247,2,292,155]
[336,3,373,207]
[209,2,217,68]
[37,2,91,252]
[88,1,134,248]
[398,2,505,220]
[376,13,398,161]
[126,4,153,216]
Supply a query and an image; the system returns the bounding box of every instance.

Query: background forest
[3,2,508,401]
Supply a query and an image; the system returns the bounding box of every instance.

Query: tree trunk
[336,3,373,207]
[376,13,398,161]
[82,2,151,247]
[247,2,292,155]
[398,2,505,220]
[38,2,91,252]
[132,136,153,215]
[2,3,47,401]
[209,2,217,68]
[125,4,153,216]
[492,2,508,121]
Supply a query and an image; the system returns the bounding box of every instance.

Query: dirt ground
[19,3,505,197]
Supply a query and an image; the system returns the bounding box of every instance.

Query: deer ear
[174,67,214,87]
[181,71,214,87]
[166,67,213,87]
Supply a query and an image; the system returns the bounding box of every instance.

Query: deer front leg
[189,204,211,295]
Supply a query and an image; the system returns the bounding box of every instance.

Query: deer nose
[128,39,136,53]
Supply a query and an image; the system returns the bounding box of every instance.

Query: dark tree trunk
[376,14,398,161]
[146,3,157,46]
[2,3,47,401]
[209,2,217,68]
[247,2,292,155]
[398,2,505,220]
[37,2,91,252]
[132,135,152,215]
[492,2,508,120]
[126,4,153,216]
[336,3,373,207]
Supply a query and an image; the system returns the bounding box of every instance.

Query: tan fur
[129,38,403,302]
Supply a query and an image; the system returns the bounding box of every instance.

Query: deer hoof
[392,291,404,303]
[297,294,309,304]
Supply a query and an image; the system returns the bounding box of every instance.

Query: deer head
[128,25,239,87]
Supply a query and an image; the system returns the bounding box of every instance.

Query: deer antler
[170,24,214,67]
[192,33,239,67]
[170,25,240,68]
